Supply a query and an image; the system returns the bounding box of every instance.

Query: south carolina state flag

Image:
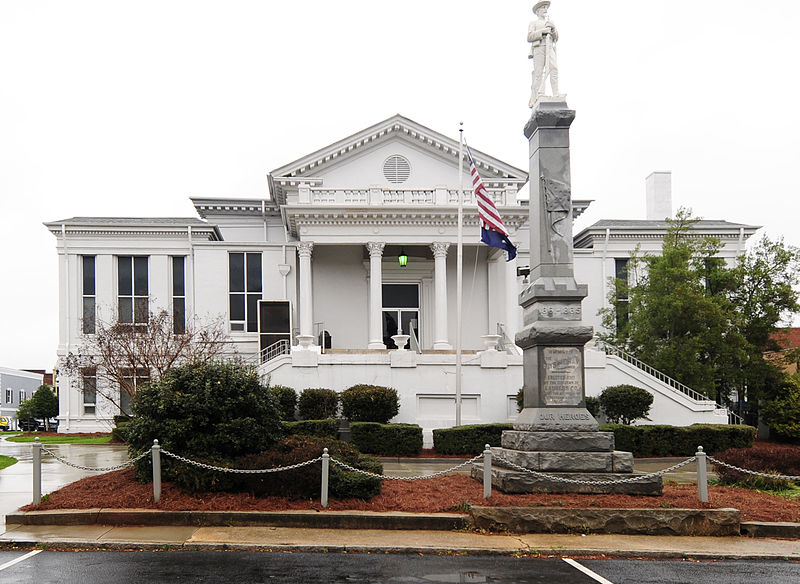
[467,147,517,261]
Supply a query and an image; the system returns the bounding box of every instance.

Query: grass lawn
[1,430,21,435]
[0,455,17,470]
[6,434,112,444]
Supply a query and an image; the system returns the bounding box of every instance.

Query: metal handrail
[596,340,712,403]
[408,320,422,354]
[259,339,291,364]
[595,340,743,425]
[496,322,521,355]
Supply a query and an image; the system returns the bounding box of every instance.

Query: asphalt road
[1,551,798,583]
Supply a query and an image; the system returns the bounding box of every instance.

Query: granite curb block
[5,509,469,531]
[470,507,741,536]
[740,521,800,539]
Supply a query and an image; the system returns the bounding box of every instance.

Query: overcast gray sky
[2,1,799,369]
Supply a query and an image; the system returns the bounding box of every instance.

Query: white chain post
[483,444,492,499]
[152,439,161,504]
[696,446,709,502]
[321,448,330,508]
[32,437,42,504]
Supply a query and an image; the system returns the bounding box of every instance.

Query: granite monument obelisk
[474,2,661,494]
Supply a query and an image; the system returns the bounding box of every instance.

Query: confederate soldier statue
[528,1,560,107]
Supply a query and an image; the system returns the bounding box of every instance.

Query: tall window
[82,369,96,416]
[614,258,630,332]
[118,256,149,327]
[19,390,25,403]
[82,256,96,334]
[120,368,148,416]
[229,252,261,332]
[5,389,11,404]
[172,256,186,334]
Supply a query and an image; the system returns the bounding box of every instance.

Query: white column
[297,241,315,347]
[431,242,452,350]
[366,242,386,349]
[505,245,520,346]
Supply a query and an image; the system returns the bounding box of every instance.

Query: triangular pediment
[268,114,528,205]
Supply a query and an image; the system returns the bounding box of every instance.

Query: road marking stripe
[563,558,615,584]
[0,549,43,571]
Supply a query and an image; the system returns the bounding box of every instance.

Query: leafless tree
[62,310,232,413]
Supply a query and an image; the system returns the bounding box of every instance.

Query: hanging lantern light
[398,248,408,267]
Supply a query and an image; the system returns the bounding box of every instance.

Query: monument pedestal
[472,99,661,496]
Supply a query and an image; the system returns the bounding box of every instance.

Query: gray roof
[573,218,761,249]
[583,219,759,230]
[45,217,212,226]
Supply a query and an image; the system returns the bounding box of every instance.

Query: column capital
[297,241,314,258]
[366,241,385,257]
[430,242,450,258]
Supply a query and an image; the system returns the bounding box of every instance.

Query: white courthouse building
[47,115,758,440]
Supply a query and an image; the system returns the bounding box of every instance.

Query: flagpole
[456,123,464,427]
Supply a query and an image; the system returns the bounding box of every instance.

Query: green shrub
[599,385,653,424]
[713,443,800,489]
[340,384,399,423]
[298,388,339,420]
[350,422,423,456]
[125,361,284,492]
[761,379,800,443]
[515,387,524,413]
[269,385,298,421]
[284,418,339,439]
[433,424,513,455]
[232,435,382,499]
[600,423,756,456]
[111,420,130,443]
[585,396,601,418]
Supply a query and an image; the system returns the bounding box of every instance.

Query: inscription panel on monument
[541,347,583,406]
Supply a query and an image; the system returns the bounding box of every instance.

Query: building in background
[46,115,758,441]
[0,367,44,430]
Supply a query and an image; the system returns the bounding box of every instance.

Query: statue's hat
[533,1,550,12]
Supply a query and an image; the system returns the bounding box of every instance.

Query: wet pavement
[0,435,129,528]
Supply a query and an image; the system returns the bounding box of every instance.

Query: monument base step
[491,447,633,473]
[472,463,663,495]
[501,430,615,452]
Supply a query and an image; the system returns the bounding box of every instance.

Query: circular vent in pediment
[383,155,411,184]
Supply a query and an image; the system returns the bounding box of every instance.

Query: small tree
[63,310,230,413]
[298,388,339,420]
[761,375,800,443]
[599,384,653,424]
[340,384,399,423]
[28,385,59,430]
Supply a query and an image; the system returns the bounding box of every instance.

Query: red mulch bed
[22,467,800,523]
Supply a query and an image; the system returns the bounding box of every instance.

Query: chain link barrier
[329,453,484,481]
[708,456,800,481]
[490,453,698,486]
[40,445,150,472]
[160,449,323,474]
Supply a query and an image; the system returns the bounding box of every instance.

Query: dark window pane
[82,256,95,295]
[383,311,399,347]
[247,253,262,292]
[134,256,148,296]
[230,294,245,321]
[120,390,133,416]
[231,322,244,331]
[615,258,629,282]
[259,301,291,333]
[118,257,132,295]
[229,253,244,292]
[82,376,96,404]
[382,284,419,308]
[83,297,96,334]
[134,297,148,323]
[247,293,261,332]
[118,297,132,323]
[172,257,185,296]
[173,298,185,334]
[401,311,419,341]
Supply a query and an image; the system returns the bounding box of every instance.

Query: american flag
[467,146,517,261]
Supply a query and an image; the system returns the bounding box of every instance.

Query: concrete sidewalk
[2,522,799,560]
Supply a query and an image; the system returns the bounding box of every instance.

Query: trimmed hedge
[340,384,399,423]
[600,423,756,456]
[350,422,423,456]
[433,424,513,455]
[269,385,298,421]
[283,418,339,440]
[232,436,382,499]
[298,388,339,420]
